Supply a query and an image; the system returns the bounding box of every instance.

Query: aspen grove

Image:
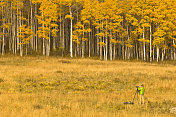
[0,0,176,62]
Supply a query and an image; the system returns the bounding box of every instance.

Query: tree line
[0,0,176,62]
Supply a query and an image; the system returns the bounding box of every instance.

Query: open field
[0,56,176,117]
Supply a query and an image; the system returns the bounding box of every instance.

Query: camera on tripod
[124,86,140,104]
[136,86,139,91]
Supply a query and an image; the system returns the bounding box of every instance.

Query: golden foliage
[98,42,106,47]
[65,15,74,20]
[110,39,116,43]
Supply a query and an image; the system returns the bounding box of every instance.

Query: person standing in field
[138,84,145,104]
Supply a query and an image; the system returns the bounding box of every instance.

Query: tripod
[132,90,139,103]
[123,88,139,104]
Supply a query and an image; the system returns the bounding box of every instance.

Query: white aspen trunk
[82,41,84,58]
[14,24,17,55]
[46,30,50,57]
[2,1,5,56]
[49,32,51,56]
[12,18,14,53]
[30,1,34,51]
[46,40,49,56]
[127,21,130,60]
[125,46,127,60]
[12,10,16,54]
[162,41,166,61]
[153,45,155,61]
[105,19,108,61]
[89,24,91,57]
[27,11,30,55]
[17,1,19,51]
[139,44,141,59]
[42,24,45,55]
[75,4,78,57]
[164,41,166,60]
[12,3,16,55]
[89,32,91,57]
[150,23,152,62]
[82,39,83,58]
[20,9,23,56]
[104,46,106,60]
[48,26,51,56]
[8,26,11,51]
[110,42,112,61]
[69,6,73,58]
[2,21,5,56]
[9,2,13,52]
[122,40,125,60]
[76,37,79,56]
[35,4,38,52]
[26,45,27,55]
[93,27,95,56]
[48,39,50,56]
[0,0,2,54]
[97,28,99,56]
[76,14,79,57]
[0,38,1,53]
[0,40,1,54]
[75,43,77,57]
[11,2,13,53]
[157,45,159,62]
[162,49,164,61]
[79,42,81,56]
[143,42,146,61]
[100,22,103,60]
[82,23,85,58]
[171,44,173,60]
[20,44,23,56]
[143,26,146,61]
[173,39,176,60]
[110,30,112,61]
[58,9,62,51]
[53,24,56,51]
[113,43,116,60]
[100,37,102,60]
[62,17,65,57]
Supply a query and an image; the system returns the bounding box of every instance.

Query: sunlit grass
[0,56,175,117]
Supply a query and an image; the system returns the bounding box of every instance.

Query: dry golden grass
[0,56,176,117]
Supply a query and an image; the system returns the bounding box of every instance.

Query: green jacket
[138,87,145,95]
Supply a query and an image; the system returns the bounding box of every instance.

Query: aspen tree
[72,22,83,57]
[81,0,93,57]
[18,25,34,56]
[1,0,5,55]
[64,0,75,58]
[36,0,58,56]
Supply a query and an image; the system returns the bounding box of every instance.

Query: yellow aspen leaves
[18,25,34,45]
[65,15,74,20]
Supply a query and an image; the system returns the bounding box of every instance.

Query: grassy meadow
[0,56,176,117]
